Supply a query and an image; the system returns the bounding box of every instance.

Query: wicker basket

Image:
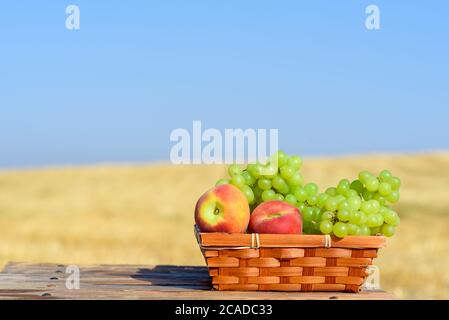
[194,225,386,293]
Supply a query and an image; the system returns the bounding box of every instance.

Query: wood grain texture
[0,262,395,300]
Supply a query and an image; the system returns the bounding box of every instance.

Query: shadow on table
[131,265,212,290]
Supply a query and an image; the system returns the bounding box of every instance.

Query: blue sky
[0,1,448,168]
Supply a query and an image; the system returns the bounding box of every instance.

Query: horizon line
[1,149,448,173]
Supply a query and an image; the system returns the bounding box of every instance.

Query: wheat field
[1,152,449,299]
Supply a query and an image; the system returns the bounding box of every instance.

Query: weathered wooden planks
[0,262,394,300]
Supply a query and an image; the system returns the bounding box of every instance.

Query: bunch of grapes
[300,170,401,238]
[216,150,304,206]
[216,151,401,238]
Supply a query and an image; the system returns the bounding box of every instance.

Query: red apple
[195,184,250,233]
[249,201,302,234]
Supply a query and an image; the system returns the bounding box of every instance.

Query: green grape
[348,196,362,211]
[276,150,288,167]
[280,186,290,195]
[273,183,289,195]
[325,197,339,211]
[366,214,379,228]
[306,224,316,235]
[374,213,384,226]
[379,206,389,216]
[357,225,371,236]
[314,221,322,233]
[337,179,351,195]
[215,178,230,186]
[373,193,387,206]
[369,200,381,214]
[361,201,374,215]
[241,171,256,186]
[312,207,322,221]
[288,156,303,170]
[272,176,288,192]
[307,195,318,206]
[359,212,368,225]
[382,224,396,237]
[258,178,272,190]
[349,211,362,225]
[362,189,374,200]
[359,171,374,184]
[285,194,298,206]
[338,200,351,212]
[230,174,246,188]
[261,189,276,202]
[304,183,319,196]
[347,223,359,235]
[315,222,324,231]
[298,202,306,212]
[306,227,316,235]
[386,190,400,203]
[365,177,380,192]
[287,172,304,187]
[350,180,364,194]
[321,211,334,221]
[294,187,308,202]
[335,195,346,204]
[378,182,392,196]
[262,163,278,179]
[320,220,334,235]
[274,193,284,201]
[370,227,381,235]
[345,189,358,198]
[241,185,255,204]
[247,163,262,179]
[228,164,242,177]
[333,222,348,238]
[280,165,295,180]
[303,222,312,234]
[337,210,350,222]
[325,187,338,197]
[389,176,401,190]
[303,207,314,222]
[379,170,393,182]
[379,207,397,224]
[383,209,400,226]
[253,186,263,200]
[317,193,330,207]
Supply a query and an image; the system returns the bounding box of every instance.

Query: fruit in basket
[195,184,250,233]
[211,150,402,238]
[249,201,302,234]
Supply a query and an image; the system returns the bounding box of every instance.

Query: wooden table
[0,262,394,300]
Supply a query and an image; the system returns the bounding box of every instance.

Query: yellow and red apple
[195,184,250,233]
[249,201,302,234]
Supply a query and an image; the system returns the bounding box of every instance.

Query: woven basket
[194,225,386,293]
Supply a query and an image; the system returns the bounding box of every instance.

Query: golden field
[0,152,449,299]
